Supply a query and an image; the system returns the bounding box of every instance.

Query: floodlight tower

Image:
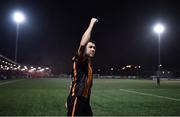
[153,23,165,85]
[13,11,26,62]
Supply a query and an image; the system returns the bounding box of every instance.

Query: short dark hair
[89,40,96,44]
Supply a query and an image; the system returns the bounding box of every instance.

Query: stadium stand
[0,54,51,79]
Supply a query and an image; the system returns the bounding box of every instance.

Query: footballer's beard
[84,53,95,58]
[84,50,95,58]
[89,52,95,58]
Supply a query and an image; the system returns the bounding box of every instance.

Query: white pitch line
[120,89,180,102]
[0,79,25,86]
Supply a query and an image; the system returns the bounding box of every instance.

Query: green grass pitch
[0,78,180,116]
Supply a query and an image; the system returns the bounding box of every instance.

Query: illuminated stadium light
[40,69,45,72]
[14,68,17,70]
[21,68,25,71]
[153,23,165,75]
[138,66,141,68]
[38,67,41,69]
[32,68,36,70]
[45,67,49,70]
[12,11,26,62]
[122,67,126,70]
[24,66,28,70]
[126,65,131,68]
[153,23,165,34]
[13,11,25,24]
[29,68,36,72]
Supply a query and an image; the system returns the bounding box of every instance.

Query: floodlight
[153,23,165,34]
[13,11,25,24]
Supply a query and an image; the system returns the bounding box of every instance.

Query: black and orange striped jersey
[68,54,93,98]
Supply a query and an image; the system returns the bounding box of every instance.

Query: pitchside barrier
[98,75,137,79]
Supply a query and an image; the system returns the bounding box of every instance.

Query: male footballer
[66,18,98,116]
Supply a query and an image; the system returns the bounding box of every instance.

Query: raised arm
[78,18,98,57]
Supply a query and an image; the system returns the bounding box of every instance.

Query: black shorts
[67,96,93,116]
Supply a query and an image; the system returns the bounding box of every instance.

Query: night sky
[1,0,180,74]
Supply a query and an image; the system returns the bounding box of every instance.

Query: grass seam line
[0,79,26,86]
[119,89,180,102]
